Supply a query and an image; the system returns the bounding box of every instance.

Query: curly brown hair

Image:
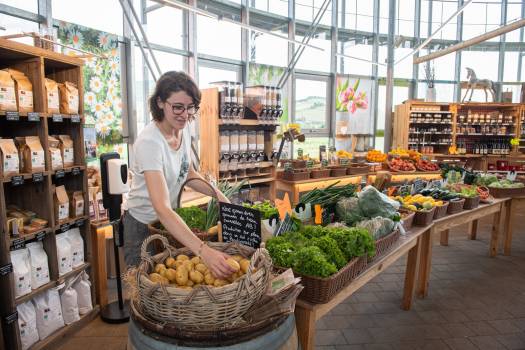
[149,71,201,122]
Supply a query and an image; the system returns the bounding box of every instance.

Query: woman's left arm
[187,165,230,203]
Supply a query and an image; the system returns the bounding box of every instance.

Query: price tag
[6,111,19,121]
[27,112,40,121]
[36,231,46,241]
[32,172,44,183]
[71,114,81,123]
[75,218,85,227]
[55,169,65,178]
[11,175,24,186]
[72,167,81,176]
[5,311,18,325]
[0,263,13,276]
[340,158,349,166]
[275,213,293,237]
[52,114,63,122]
[10,238,26,251]
[60,223,71,233]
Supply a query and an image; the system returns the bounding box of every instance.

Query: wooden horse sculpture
[462,67,496,102]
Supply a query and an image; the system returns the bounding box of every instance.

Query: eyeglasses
[165,101,200,116]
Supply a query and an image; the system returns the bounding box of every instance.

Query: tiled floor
[56,210,525,350]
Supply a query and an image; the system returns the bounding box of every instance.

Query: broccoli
[310,236,347,269]
[292,246,337,278]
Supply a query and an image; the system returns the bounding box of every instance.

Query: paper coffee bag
[57,135,74,167]
[54,185,69,223]
[69,191,85,218]
[58,82,79,114]
[48,136,63,170]
[6,69,34,113]
[0,138,20,177]
[45,78,60,114]
[17,136,45,173]
[0,70,17,111]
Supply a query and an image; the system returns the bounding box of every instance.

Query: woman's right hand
[200,245,235,279]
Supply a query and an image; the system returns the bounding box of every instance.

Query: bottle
[475,143,479,155]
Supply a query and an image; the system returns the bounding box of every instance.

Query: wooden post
[490,208,502,257]
[294,307,316,350]
[91,223,109,308]
[402,236,421,310]
[468,220,478,240]
[417,228,433,298]
[439,230,449,246]
[503,199,515,256]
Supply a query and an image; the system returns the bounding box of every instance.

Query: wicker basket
[347,165,369,175]
[447,198,465,214]
[310,169,331,179]
[292,255,367,304]
[463,196,480,210]
[414,207,436,227]
[330,167,348,177]
[433,202,449,220]
[371,229,400,261]
[400,210,415,231]
[488,186,525,198]
[135,234,272,327]
[282,170,310,181]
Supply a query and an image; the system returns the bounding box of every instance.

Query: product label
[76,201,84,217]
[58,203,69,221]
[0,86,16,108]
[48,91,59,110]
[32,150,45,169]
[69,94,79,113]
[19,90,33,109]
[51,150,62,169]
[64,148,74,164]
[4,153,19,173]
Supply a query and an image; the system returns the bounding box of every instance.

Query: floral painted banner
[57,21,126,163]
[335,75,373,135]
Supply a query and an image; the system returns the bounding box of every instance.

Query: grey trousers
[122,211,149,267]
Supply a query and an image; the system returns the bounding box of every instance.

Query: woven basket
[414,207,436,227]
[330,167,348,177]
[310,169,331,179]
[347,165,369,175]
[433,202,449,220]
[400,211,415,231]
[447,198,465,214]
[371,229,400,261]
[282,170,310,181]
[488,186,525,198]
[136,234,272,327]
[463,196,480,210]
[293,255,367,304]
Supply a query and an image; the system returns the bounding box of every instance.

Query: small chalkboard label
[411,179,427,194]
[27,112,40,121]
[0,263,13,276]
[32,172,44,183]
[75,218,85,227]
[219,203,261,248]
[60,223,71,233]
[52,114,63,122]
[5,311,18,325]
[11,175,24,186]
[36,231,46,241]
[71,114,81,123]
[340,158,349,166]
[72,167,81,176]
[10,238,25,251]
[6,111,19,121]
[55,169,65,178]
[275,213,293,237]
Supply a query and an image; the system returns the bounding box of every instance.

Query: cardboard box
[54,185,69,223]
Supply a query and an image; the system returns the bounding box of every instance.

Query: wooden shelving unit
[0,38,96,350]
[199,87,277,200]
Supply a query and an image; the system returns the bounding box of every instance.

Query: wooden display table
[416,198,508,298]
[294,226,429,350]
[503,196,525,255]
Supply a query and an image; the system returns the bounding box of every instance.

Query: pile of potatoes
[148,254,252,289]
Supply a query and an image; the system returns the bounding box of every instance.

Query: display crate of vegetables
[399,209,415,231]
[417,187,464,215]
[477,175,525,198]
[393,194,442,226]
[266,225,373,304]
[446,184,481,210]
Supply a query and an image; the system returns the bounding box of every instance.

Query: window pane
[254,0,289,15]
[295,34,331,72]
[145,7,184,49]
[197,16,241,60]
[250,30,288,67]
[502,84,522,103]
[417,82,455,103]
[418,52,456,81]
[294,137,329,158]
[376,84,408,149]
[503,52,519,82]
[0,0,37,12]
[294,78,328,131]
[394,48,413,79]
[463,2,501,42]
[339,0,373,32]
[397,0,414,37]
[198,66,239,88]
[461,50,499,81]
[52,0,123,35]
[420,0,430,37]
[506,3,523,42]
[431,0,458,40]
[0,14,38,46]
[379,0,389,34]
[339,42,373,76]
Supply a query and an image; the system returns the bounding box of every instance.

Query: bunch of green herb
[328,226,375,260]
[309,236,347,269]
[243,201,278,220]
[265,236,296,267]
[175,206,207,231]
[300,182,356,207]
[292,246,337,278]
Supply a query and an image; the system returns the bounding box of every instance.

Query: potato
[149,273,168,284]
[239,259,250,274]
[160,269,169,279]
[226,258,240,273]
[175,267,189,285]
[165,257,176,269]
[165,268,177,282]
[213,279,228,287]
[204,273,215,285]
[189,270,204,284]
[176,254,189,261]
[183,260,194,271]
[186,279,194,287]
[154,263,166,274]
[175,260,185,269]
[234,271,244,282]
[231,255,244,262]
[195,263,207,274]
[190,256,201,265]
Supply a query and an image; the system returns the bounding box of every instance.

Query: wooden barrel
[127,314,298,350]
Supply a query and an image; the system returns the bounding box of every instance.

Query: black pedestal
[100,300,130,324]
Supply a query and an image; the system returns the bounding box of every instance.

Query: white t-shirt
[124,122,191,224]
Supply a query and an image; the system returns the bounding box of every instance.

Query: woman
[123,71,234,279]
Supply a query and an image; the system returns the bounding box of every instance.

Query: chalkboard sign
[72,167,81,176]
[27,112,40,121]
[11,175,24,186]
[0,263,13,276]
[32,172,44,183]
[71,114,81,123]
[55,169,65,178]
[60,223,71,233]
[275,213,293,237]
[219,203,261,248]
[6,111,19,121]
[10,238,25,251]
[52,114,63,122]
[35,231,46,241]
[4,311,18,325]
